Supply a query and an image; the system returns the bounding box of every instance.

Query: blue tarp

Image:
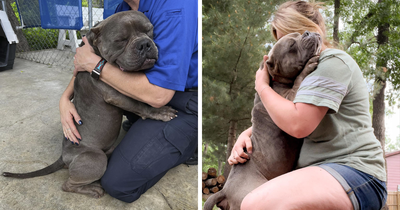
[39,0,83,30]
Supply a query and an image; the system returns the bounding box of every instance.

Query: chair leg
[57,29,66,50]
[69,30,79,52]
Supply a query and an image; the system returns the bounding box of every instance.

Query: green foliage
[385,134,400,152]
[203,0,288,171]
[22,28,59,51]
[82,0,88,7]
[339,0,400,106]
[202,143,225,173]
[203,0,400,169]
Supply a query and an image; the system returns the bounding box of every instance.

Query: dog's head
[265,31,321,84]
[85,10,158,72]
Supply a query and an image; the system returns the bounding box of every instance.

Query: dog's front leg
[286,55,319,101]
[103,90,177,122]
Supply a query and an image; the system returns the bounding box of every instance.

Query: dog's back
[204,82,303,210]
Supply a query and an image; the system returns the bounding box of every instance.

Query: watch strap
[91,58,107,80]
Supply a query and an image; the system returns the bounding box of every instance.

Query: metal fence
[2,0,105,71]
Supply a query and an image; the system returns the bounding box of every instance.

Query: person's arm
[228,127,253,165]
[73,37,175,108]
[59,76,83,145]
[255,56,328,138]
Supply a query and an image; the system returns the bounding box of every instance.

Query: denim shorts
[318,163,387,210]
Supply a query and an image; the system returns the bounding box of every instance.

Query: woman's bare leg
[241,166,353,210]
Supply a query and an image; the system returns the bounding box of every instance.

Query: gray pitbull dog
[203,31,322,210]
[2,11,177,198]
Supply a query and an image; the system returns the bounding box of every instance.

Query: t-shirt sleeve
[144,4,197,91]
[293,56,353,113]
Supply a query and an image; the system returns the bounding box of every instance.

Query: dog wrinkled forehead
[267,32,301,55]
[105,11,152,32]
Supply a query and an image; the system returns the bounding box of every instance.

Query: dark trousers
[101,91,198,203]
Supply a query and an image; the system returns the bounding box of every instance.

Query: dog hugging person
[66,0,198,203]
[229,1,387,210]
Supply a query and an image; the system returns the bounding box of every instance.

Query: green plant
[22,28,59,50]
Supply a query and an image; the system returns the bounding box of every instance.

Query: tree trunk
[372,78,386,145]
[205,178,217,187]
[210,186,219,193]
[202,172,208,181]
[218,158,223,176]
[374,1,389,209]
[216,175,226,184]
[5,0,30,53]
[203,143,208,155]
[223,120,237,178]
[333,0,340,45]
[373,0,389,147]
[208,167,217,178]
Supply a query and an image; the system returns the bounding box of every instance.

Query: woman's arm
[228,127,253,165]
[59,76,83,145]
[258,86,328,138]
[73,37,175,108]
[255,56,328,138]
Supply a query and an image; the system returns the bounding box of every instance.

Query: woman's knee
[100,174,141,203]
[241,193,258,210]
[241,191,280,210]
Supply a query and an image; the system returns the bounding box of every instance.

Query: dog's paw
[147,106,178,122]
[62,182,105,198]
[303,55,320,75]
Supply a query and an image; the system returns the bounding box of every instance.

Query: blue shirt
[115,0,198,91]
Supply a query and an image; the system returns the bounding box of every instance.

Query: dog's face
[86,11,158,72]
[266,31,322,84]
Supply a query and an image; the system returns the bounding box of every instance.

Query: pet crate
[0,10,18,71]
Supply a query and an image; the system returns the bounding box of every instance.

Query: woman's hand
[228,127,253,165]
[255,55,270,94]
[59,96,82,145]
[73,36,101,76]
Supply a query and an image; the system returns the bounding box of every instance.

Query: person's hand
[60,96,82,145]
[255,55,270,94]
[228,130,253,165]
[73,36,100,76]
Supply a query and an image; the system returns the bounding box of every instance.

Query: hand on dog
[228,129,253,165]
[60,95,82,145]
[255,55,270,94]
[74,36,101,76]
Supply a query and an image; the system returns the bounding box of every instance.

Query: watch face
[91,69,100,80]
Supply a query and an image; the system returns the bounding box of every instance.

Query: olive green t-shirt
[293,48,386,181]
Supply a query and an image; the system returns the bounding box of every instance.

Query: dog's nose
[137,39,152,53]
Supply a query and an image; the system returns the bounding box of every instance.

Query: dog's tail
[2,156,65,179]
[203,190,226,210]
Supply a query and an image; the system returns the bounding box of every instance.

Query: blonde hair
[271,1,332,48]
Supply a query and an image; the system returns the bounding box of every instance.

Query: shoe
[185,156,198,165]
[122,120,133,132]
[184,152,198,165]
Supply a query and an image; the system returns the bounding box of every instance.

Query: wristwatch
[91,58,107,80]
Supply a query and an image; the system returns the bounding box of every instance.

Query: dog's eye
[289,40,296,48]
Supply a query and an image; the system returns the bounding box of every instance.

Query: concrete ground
[0,58,198,210]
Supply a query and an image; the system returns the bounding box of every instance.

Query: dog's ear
[86,21,104,47]
[84,21,104,56]
[259,60,265,70]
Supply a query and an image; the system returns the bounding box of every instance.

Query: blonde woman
[228,1,387,210]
